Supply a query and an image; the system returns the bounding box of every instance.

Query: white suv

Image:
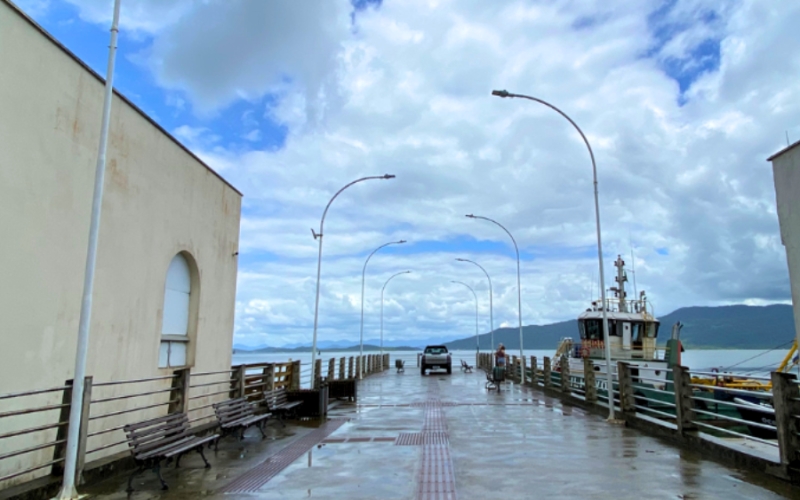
[421,345,452,375]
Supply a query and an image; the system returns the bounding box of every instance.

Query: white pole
[465,216,523,363]
[452,281,479,353]
[455,259,494,356]
[55,1,121,498]
[380,271,410,357]
[360,240,405,379]
[310,175,395,384]
[491,89,616,420]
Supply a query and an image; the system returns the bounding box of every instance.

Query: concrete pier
[81,368,798,499]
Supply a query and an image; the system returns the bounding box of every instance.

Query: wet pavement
[83,367,800,499]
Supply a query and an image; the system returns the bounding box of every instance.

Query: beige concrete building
[769,140,800,351]
[0,0,241,488]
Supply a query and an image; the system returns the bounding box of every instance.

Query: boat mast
[610,255,628,313]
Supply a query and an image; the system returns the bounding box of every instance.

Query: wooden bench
[396,359,405,373]
[123,412,218,492]
[263,388,302,426]
[460,359,474,373]
[213,397,271,448]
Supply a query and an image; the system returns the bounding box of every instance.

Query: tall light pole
[455,258,493,353]
[381,271,411,356]
[451,281,479,352]
[491,89,615,420]
[360,240,406,379]
[56,1,122,498]
[466,214,524,364]
[310,175,396,383]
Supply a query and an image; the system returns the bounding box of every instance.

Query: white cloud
[62,0,800,347]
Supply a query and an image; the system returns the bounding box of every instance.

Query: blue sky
[19,0,798,347]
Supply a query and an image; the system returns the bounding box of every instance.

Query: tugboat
[553,255,676,392]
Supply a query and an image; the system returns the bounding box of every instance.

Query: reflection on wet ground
[82,368,800,499]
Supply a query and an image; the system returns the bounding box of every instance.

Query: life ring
[581,346,591,358]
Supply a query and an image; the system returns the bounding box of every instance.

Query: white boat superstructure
[555,256,669,389]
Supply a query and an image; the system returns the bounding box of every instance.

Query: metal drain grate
[396,432,424,446]
[220,419,346,493]
[322,436,397,444]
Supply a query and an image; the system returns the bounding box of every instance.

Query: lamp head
[465,214,475,218]
[398,240,407,244]
[383,174,396,179]
[455,258,465,262]
[492,89,511,98]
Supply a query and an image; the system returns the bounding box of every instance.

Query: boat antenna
[590,271,594,303]
[787,131,791,147]
[630,231,638,302]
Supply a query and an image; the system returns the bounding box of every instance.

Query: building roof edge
[2,0,243,197]
[767,139,800,162]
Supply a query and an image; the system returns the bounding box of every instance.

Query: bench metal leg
[240,427,246,441]
[196,446,211,469]
[258,421,267,438]
[154,463,168,490]
[126,465,144,493]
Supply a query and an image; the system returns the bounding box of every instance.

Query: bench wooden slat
[163,435,218,458]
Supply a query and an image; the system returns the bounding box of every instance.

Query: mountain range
[442,305,796,351]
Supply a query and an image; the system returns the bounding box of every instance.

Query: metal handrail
[0,421,67,441]
[0,439,66,461]
[93,375,177,387]
[0,385,72,400]
[0,458,64,483]
[689,397,775,415]
[692,408,777,431]
[88,399,176,421]
[691,420,778,447]
[91,387,176,404]
[691,371,772,381]
[0,403,69,419]
[689,384,773,399]
[192,370,234,377]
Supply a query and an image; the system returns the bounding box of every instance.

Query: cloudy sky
[19,0,799,347]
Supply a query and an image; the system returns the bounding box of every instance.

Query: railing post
[52,379,75,477]
[560,355,571,395]
[168,367,191,414]
[356,356,362,378]
[530,356,538,386]
[583,358,597,403]
[328,358,335,381]
[231,364,246,399]
[348,356,354,379]
[673,365,697,435]
[314,359,323,389]
[521,356,527,385]
[772,371,800,476]
[290,360,301,390]
[617,362,634,415]
[263,363,275,396]
[52,376,92,481]
[543,357,551,388]
[339,357,346,379]
[511,356,518,381]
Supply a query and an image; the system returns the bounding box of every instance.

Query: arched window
[159,253,193,368]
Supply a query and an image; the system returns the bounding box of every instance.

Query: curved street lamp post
[381,271,411,356]
[360,240,406,379]
[310,175,395,383]
[451,281,479,353]
[465,214,524,365]
[491,89,615,420]
[455,258,494,354]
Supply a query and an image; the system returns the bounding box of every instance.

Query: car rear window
[425,347,447,354]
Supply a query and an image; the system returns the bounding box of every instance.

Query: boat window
[584,320,602,340]
[584,320,617,339]
[159,252,197,369]
[631,323,643,343]
[578,321,586,339]
[645,322,659,338]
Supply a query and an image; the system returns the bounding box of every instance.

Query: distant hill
[443,305,795,351]
[233,344,420,354]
